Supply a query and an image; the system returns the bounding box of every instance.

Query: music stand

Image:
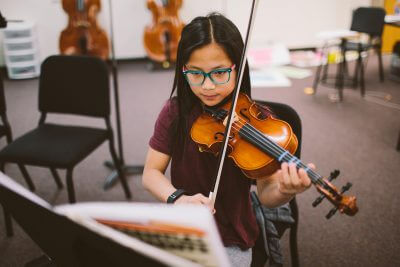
[0,173,180,267]
[103,0,144,190]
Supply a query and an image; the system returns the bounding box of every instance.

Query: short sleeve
[149,99,178,155]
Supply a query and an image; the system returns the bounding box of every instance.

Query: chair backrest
[38,55,110,118]
[350,7,386,37]
[256,101,302,158]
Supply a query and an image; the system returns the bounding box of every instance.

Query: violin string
[212,110,324,185]
[232,121,325,187]
[227,116,325,186]
[216,111,283,160]
[234,118,324,185]
[242,122,325,186]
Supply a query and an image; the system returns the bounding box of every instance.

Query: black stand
[0,174,169,267]
[103,0,144,190]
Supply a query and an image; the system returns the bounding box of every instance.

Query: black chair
[313,7,386,100]
[0,55,131,205]
[252,101,302,267]
[344,7,386,96]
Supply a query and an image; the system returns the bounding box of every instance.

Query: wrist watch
[167,189,187,204]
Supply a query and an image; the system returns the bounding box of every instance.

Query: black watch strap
[167,189,187,204]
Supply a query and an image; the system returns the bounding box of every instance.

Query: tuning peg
[341,182,352,193]
[326,207,338,219]
[328,169,340,181]
[312,195,325,207]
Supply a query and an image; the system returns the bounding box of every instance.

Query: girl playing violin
[142,13,314,267]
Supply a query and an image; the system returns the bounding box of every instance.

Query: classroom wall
[0,0,371,66]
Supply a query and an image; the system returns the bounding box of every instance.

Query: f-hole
[240,108,250,122]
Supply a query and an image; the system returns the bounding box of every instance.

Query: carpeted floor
[0,54,399,267]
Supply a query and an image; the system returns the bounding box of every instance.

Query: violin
[59,0,109,60]
[143,0,184,67]
[191,93,358,219]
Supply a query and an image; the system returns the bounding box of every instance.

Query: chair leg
[343,55,350,78]
[3,205,13,237]
[49,168,63,189]
[334,61,345,102]
[322,60,329,81]
[5,129,12,144]
[377,46,384,82]
[17,164,35,192]
[312,64,323,94]
[289,198,299,267]
[397,130,400,151]
[359,54,365,97]
[66,168,76,203]
[108,141,131,199]
[353,54,360,88]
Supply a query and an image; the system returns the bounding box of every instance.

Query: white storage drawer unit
[1,21,40,79]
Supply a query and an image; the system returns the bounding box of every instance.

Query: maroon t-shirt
[149,98,259,249]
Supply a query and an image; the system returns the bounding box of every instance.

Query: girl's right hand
[175,193,216,214]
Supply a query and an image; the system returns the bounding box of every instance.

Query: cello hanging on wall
[59,0,109,60]
[143,0,184,68]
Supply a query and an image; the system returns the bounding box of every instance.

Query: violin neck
[238,122,322,184]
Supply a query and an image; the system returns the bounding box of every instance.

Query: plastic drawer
[3,29,33,39]
[4,41,35,51]
[6,53,36,63]
[7,64,40,79]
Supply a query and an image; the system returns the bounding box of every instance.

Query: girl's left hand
[278,162,314,196]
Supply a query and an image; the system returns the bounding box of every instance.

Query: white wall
[0,0,371,66]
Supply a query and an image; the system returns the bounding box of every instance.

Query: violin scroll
[312,170,358,219]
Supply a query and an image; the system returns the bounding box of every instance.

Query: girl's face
[184,43,236,106]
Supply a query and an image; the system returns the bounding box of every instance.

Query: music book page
[55,202,231,267]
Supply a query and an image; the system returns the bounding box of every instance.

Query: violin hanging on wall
[59,0,109,60]
[143,0,184,68]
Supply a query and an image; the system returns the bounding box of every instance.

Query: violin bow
[209,0,260,205]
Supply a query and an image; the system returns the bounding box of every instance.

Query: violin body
[191,94,298,179]
[60,0,109,60]
[143,0,184,64]
[191,93,298,179]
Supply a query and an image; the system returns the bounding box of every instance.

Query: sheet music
[55,202,231,267]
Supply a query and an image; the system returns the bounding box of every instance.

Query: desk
[385,14,400,27]
[313,30,359,101]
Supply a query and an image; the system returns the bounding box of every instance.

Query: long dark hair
[170,13,252,153]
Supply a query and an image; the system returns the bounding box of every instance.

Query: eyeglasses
[183,64,235,86]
